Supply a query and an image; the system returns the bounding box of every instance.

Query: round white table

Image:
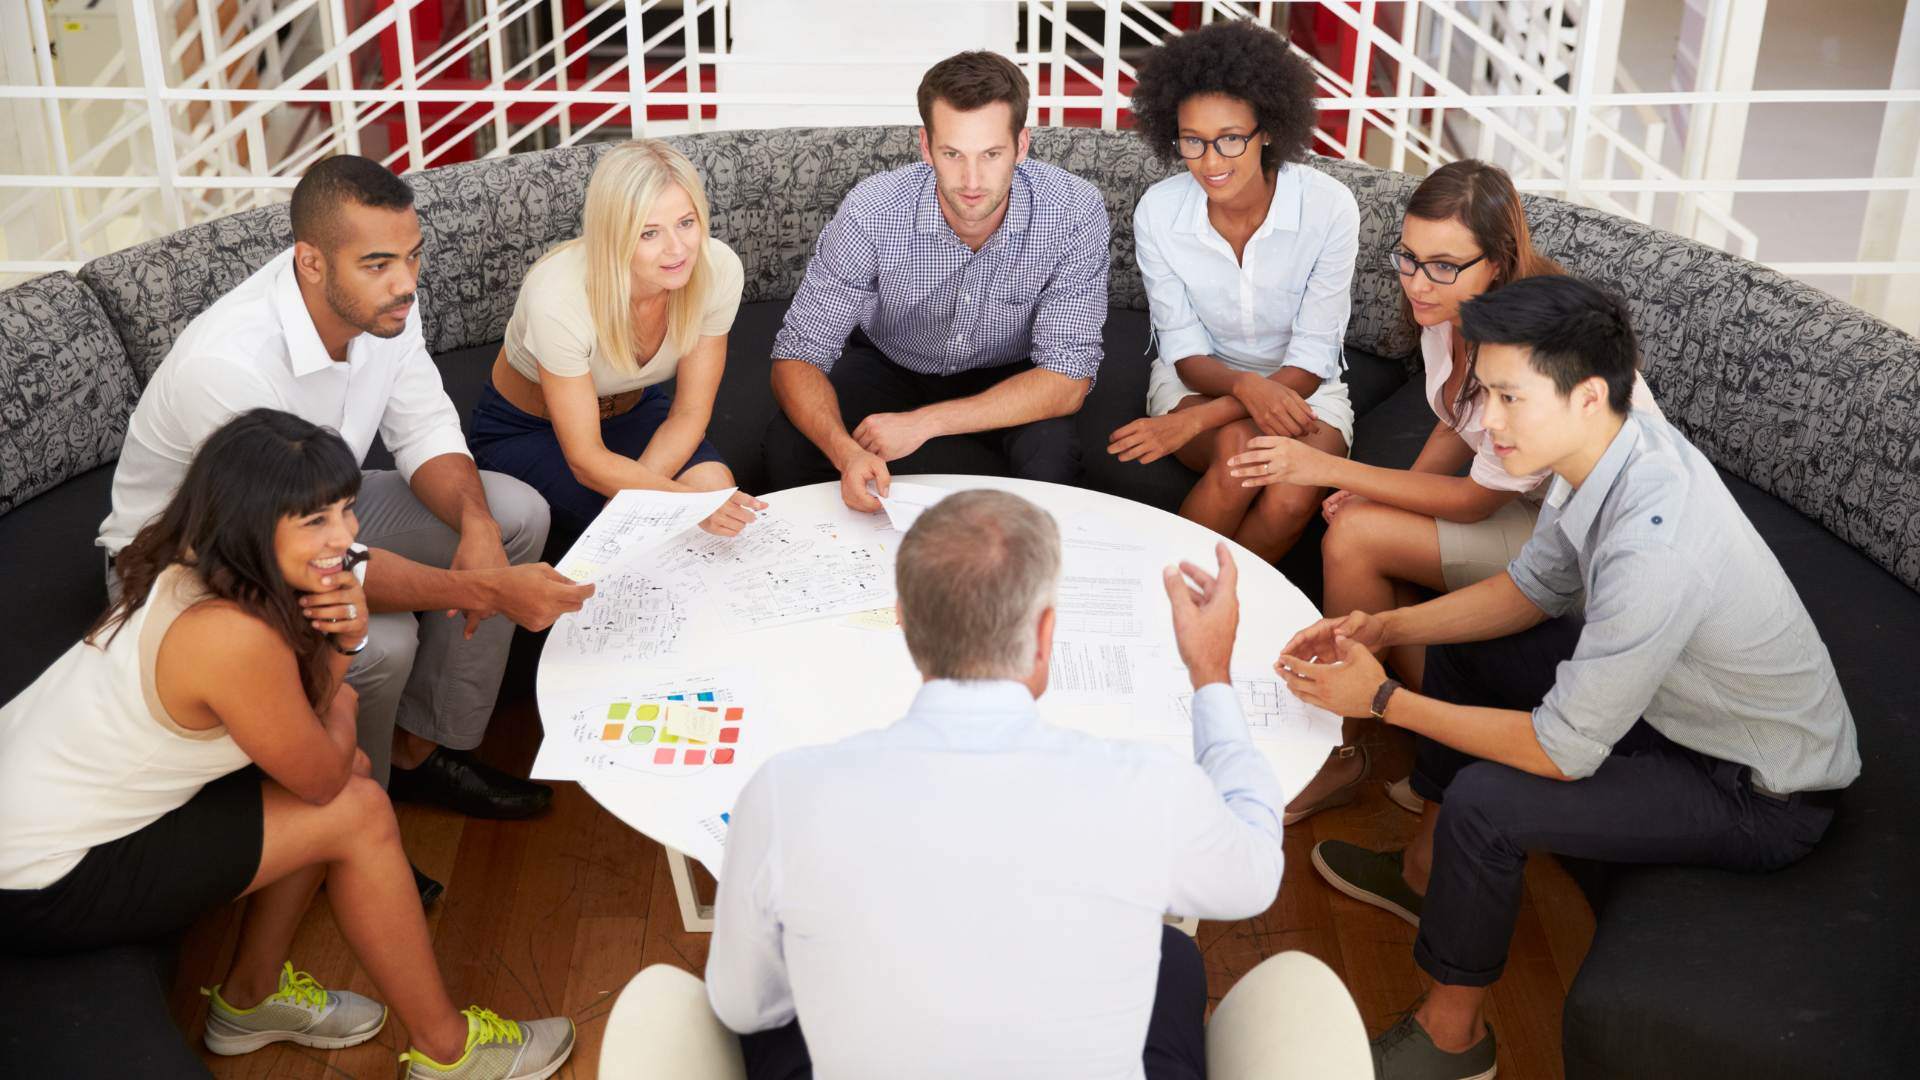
[537,475,1333,931]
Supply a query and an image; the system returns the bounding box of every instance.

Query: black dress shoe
[388,748,553,820]
[413,863,445,908]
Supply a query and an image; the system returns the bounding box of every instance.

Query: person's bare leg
[219,864,327,1007]
[246,779,469,1063]
[1402,806,1442,892]
[1415,983,1491,1053]
[1233,425,1347,562]
[1173,419,1262,540]
[1323,501,1449,683]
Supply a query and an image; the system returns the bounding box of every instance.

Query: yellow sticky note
[661,703,721,744]
[843,607,899,631]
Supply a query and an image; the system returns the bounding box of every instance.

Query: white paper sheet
[650,509,819,584]
[877,481,955,533]
[1047,640,1175,704]
[718,543,896,631]
[555,487,735,581]
[549,569,689,665]
[1150,674,1345,745]
[1055,559,1153,639]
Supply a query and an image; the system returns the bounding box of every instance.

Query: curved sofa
[1,125,1911,1077]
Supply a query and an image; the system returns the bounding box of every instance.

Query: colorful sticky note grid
[719,727,739,743]
[606,702,631,720]
[600,723,624,741]
[685,749,707,765]
[627,725,655,744]
[653,748,675,765]
[725,707,744,721]
[714,749,735,764]
[635,703,660,722]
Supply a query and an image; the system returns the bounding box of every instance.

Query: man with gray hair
[707,490,1287,1079]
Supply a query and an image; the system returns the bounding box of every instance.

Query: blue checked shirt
[772,160,1110,381]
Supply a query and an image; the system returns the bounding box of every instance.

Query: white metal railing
[4,1,1920,299]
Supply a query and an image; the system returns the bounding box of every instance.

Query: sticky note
[698,692,716,702]
[661,732,680,744]
[627,726,655,744]
[719,727,739,743]
[653,748,675,765]
[662,703,722,744]
[685,749,707,765]
[714,749,735,764]
[600,723,624,741]
[635,703,660,721]
[725,707,744,722]
[606,702,631,720]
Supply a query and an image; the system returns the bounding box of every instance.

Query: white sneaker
[401,1006,575,1079]
[1386,776,1426,815]
[202,962,386,1055]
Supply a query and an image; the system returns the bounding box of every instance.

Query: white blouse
[1132,165,1360,380]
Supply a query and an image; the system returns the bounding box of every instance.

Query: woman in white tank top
[0,408,573,1075]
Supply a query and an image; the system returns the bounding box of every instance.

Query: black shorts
[0,768,264,956]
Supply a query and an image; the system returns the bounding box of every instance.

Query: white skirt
[1145,360,1356,446]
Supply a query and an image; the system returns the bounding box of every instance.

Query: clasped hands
[1274,610,1391,718]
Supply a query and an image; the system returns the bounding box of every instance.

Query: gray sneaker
[1312,840,1424,926]
[401,1007,575,1079]
[202,962,386,1055]
[1372,1009,1497,1079]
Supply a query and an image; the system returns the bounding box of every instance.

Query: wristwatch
[1369,677,1403,719]
[332,635,370,656]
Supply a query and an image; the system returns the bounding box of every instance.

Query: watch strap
[1369,677,1402,719]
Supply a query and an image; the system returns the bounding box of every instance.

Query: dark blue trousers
[738,924,1207,1080]
[1409,618,1838,987]
[762,335,1082,492]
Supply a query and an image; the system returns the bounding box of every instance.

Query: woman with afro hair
[1108,19,1358,568]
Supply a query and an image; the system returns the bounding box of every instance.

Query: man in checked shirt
[763,51,1111,510]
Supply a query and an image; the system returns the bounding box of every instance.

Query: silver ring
[1264,462,1272,475]
[346,603,356,619]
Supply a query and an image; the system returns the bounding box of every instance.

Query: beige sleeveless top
[0,564,255,888]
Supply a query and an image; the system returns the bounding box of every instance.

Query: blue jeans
[469,379,728,540]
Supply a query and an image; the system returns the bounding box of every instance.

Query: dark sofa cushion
[0,463,113,702]
[0,274,141,515]
[0,943,207,1078]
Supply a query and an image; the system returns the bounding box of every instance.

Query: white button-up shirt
[706,678,1285,1079]
[98,247,470,554]
[1132,165,1359,380]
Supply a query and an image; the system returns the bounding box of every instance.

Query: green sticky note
[661,732,680,744]
[606,702,631,720]
[635,703,660,722]
[627,725,655,744]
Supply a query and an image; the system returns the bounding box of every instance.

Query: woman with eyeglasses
[1227,159,1662,819]
[1108,19,1359,568]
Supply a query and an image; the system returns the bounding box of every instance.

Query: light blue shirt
[1509,412,1860,792]
[706,678,1285,1079]
[1132,165,1359,380]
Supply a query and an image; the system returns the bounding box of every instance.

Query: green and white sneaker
[401,1006,575,1079]
[202,962,387,1055]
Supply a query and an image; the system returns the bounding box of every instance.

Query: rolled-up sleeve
[379,315,471,480]
[705,762,795,1034]
[1283,186,1357,380]
[1532,543,1706,778]
[769,207,881,373]
[1507,524,1584,619]
[1134,199,1213,364]
[1029,192,1109,382]
[1164,683,1286,920]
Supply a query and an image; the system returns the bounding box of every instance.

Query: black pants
[763,335,1082,490]
[739,924,1208,1080]
[1408,618,1838,987]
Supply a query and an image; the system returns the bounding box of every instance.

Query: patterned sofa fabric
[1523,196,1920,594]
[77,203,292,385]
[0,273,141,514]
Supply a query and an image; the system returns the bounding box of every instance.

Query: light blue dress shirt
[1509,413,1860,792]
[706,678,1285,1079]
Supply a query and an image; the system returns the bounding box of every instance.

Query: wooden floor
[165,698,1594,1079]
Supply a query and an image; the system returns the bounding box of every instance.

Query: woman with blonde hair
[473,140,762,538]
[1229,159,1662,821]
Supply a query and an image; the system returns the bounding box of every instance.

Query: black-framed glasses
[1388,248,1488,285]
[1174,128,1263,160]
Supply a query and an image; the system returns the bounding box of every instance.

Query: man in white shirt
[706,490,1286,1079]
[100,156,593,840]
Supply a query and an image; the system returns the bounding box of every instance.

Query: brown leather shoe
[1283,743,1370,826]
